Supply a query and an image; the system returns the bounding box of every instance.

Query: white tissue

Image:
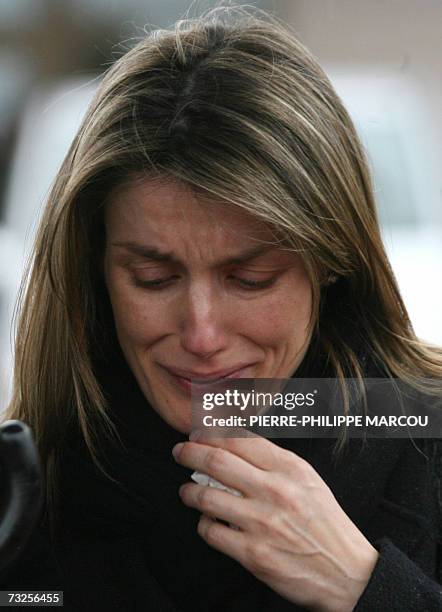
[191,471,242,496]
[191,471,242,530]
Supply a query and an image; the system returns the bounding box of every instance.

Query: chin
[173,420,192,435]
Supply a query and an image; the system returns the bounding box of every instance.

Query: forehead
[105,177,277,247]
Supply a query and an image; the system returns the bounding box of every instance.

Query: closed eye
[231,276,276,290]
[131,275,276,291]
[131,275,178,289]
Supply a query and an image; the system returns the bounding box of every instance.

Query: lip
[159,363,255,394]
[161,364,254,383]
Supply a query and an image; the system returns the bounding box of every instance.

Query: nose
[178,281,228,359]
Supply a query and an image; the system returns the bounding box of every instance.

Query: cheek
[230,286,312,347]
[105,271,169,346]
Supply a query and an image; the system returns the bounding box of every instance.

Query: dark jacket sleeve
[354,438,442,611]
[354,537,442,611]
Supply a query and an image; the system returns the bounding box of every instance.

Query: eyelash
[132,275,275,291]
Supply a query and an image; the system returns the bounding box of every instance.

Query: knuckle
[263,477,288,506]
[253,506,275,532]
[197,515,208,538]
[264,509,283,534]
[198,487,217,514]
[283,452,318,487]
[261,477,302,517]
[281,447,299,466]
[200,518,218,544]
[286,491,302,516]
[297,461,319,488]
[257,507,286,538]
[206,447,227,474]
[245,540,271,575]
[293,453,314,476]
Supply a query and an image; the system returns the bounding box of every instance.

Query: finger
[179,482,254,530]
[173,440,265,497]
[190,427,293,472]
[197,513,249,565]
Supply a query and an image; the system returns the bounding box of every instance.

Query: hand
[172,431,379,612]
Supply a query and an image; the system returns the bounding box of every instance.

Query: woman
[2,7,441,611]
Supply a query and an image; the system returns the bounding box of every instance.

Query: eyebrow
[111,241,274,265]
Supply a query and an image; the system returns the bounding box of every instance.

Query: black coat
[1,344,441,611]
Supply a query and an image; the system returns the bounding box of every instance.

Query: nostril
[1,423,24,435]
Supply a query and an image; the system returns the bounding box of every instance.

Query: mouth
[159,364,255,393]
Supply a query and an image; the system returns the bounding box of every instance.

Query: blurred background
[0,0,441,408]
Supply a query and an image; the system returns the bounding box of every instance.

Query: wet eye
[231,276,276,290]
[132,275,178,289]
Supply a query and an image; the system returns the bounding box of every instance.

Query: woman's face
[103,178,313,433]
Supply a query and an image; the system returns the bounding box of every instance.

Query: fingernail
[189,429,201,442]
[172,442,184,460]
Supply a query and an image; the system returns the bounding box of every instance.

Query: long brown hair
[4,7,442,532]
